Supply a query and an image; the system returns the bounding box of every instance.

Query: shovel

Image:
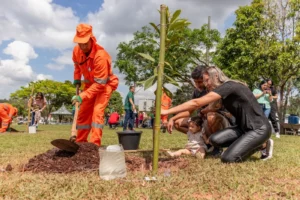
[51,88,80,153]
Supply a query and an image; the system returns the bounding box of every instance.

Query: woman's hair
[266,79,273,86]
[189,116,204,127]
[204,66,247,89]
[259,80,268,89]
[36,92,44,99]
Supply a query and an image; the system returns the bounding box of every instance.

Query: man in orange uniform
[0,103,18,133]
[161,90,172,133]
[71,23,119,146]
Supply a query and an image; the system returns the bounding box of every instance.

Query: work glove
[69,135,76,143]
[72,95,82,104]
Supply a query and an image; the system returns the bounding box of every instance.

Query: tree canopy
[10,80,76,117]
[214,0,300,121]
[115,9,221,91]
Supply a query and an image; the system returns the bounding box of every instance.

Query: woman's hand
[167,119,174,134]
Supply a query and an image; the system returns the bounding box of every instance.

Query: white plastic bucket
[29,126,36,134]
[99,144,127,180]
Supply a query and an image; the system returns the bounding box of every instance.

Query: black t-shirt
[270,86,278,105]
[270,86,277,96]
[192,89,207,116]
[192,89,207,99]
[213,81,269,131]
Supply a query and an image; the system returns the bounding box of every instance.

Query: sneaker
[208,147,223,157]
[261,139,274,161]
[166,151,174,157]
[275,132,280,138]
[207,146,214,153]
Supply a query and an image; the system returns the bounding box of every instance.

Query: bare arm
[254,92,264,99]
[129,98,135,110]
[162,92,222,116]
[169,111,192,122]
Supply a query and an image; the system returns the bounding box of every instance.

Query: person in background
[105,111,110,126]
[0,103,18,133]
[71,23,119,146]
[119,113,125,127]
[108,111,120,129]
[123,86,135,131]
[149,110,155,128]
[162,66,273,162]
[267,79,280,139]
[159,89,172,133]
[138,111,144,128]
[135,111,139,128]
[253,80,273,118]
[29,92,47,127]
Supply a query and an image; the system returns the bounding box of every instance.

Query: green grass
[1,124,300,199]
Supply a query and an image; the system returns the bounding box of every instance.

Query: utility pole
[206,16,211,66]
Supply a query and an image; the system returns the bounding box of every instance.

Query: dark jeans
[209,124,271,163]
[269,102,279,133]
[123,109,134,130]
[109,123,119,129]
[30,112,35,126]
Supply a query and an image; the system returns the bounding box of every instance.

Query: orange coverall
[73,38,119,146]
[161,92,172,124]
[0,103,17,133]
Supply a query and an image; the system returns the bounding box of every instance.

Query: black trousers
[269,102,279,133]
[209,124,271,163]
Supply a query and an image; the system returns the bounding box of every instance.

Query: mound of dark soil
[22,143,189,173]
[23,142,99,173]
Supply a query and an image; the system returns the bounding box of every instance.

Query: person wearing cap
[154,88,172,133]
[0,103,18,133]
[71,23,119,146]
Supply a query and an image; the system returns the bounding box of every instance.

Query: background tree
[107,91,123,114]
[115,9,221,92]
[10,80,76,120]
[214,0,300,122]
[172,84,194,106]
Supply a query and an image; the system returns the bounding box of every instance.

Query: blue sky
[0,0,251,100]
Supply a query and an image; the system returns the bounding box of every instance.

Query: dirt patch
[22,143,189,173]
[22,142,99,173]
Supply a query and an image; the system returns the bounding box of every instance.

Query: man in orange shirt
[154,89,172,133]
[71,23,119,146]
[161,90,172,133]
[0,103,18,133]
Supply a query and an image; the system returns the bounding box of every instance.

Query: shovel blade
[51,139,79,153]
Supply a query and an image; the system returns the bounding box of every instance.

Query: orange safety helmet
[73,23,97,43]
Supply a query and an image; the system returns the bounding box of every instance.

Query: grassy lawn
[1,124,300,199]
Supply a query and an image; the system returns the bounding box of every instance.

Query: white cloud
[87,0,252,101]
[3,40,38,62]
[46,63,65,70]
[0,0,79,50]
[36,74,53,80]
[46,50,74,70]
[53,50,73,66]
[0,41,52,98]
[0,0,253,100]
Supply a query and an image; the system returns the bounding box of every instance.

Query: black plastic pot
[116,130,143,150]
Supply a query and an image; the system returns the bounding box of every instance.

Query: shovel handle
[71,85,80,137]
[71,102,79,137]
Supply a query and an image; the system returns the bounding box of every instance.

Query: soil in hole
[22,143,189,173]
